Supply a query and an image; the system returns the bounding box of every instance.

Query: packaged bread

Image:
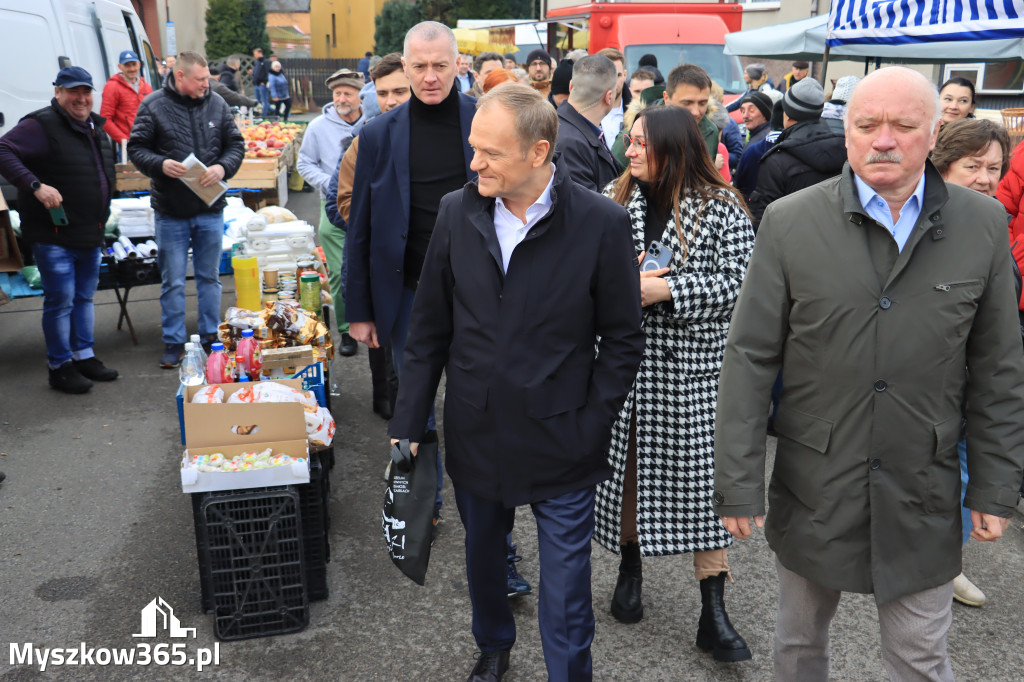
[191,385,225,404]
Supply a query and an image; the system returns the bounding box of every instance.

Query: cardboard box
[181,379,310,493]
[261,345,315,378]
[0,193,25,273]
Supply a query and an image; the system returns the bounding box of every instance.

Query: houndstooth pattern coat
[594,183,754,557]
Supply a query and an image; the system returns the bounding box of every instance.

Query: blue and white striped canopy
[828,0,1024,46]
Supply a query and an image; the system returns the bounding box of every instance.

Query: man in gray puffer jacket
[128,51,245,368]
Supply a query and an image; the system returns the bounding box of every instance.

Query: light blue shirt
[456,73,471,92]
[853,172,926,253]
[493,165,556,273]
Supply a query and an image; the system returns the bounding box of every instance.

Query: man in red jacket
[100,50,153,146]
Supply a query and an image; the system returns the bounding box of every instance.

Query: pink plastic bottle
[206,342,238,384]
[235,329,263,380]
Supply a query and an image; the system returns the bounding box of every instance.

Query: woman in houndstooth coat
[595,104,755,662]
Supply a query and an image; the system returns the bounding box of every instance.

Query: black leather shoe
[73,357,118,381]
[49,362,93,394]
[467,650,509,682]
[696,571,752,662]
[372,396,394,420]
[339,333,358,356]
[611,541,644,623]
[0,472,6,484]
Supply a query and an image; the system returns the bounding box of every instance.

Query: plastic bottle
[235,329,263,381]
[189,334,209,369]
[232,255,262,311]
[179,343,206,387]
[206,342,238,384]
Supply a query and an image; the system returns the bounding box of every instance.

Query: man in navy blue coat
[344,21,475,521]
[389,83,645,682]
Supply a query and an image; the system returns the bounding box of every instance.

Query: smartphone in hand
[49,205,68,226]
[640,241,671,271]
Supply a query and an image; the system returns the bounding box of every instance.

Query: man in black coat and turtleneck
[344,19,475,532]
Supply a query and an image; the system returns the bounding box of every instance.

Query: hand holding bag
[381,435,437,585]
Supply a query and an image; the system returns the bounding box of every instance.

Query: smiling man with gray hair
[554,54,621,192]
[714,65,1024,681]
[390,82,643,681]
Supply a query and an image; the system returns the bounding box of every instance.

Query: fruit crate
[227,157,286,190]
[114,162,149,192]
[193,488,309,640]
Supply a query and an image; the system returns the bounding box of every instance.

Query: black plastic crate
[196,488,309,640]
[298,453,329,601]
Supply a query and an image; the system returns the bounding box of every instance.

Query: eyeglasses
[621,134,649,150]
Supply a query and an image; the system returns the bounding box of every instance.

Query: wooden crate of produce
[114,162,150,191]
[227,157,286,190]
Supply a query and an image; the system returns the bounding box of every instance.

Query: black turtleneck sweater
[636,180,669,249]
[406,84,467,288]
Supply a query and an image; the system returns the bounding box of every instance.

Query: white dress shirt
[600,102,624,150]
[493,166,556,273]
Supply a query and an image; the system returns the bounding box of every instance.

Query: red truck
[545,2,747,97]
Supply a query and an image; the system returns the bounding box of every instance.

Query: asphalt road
[1,186,1023,681]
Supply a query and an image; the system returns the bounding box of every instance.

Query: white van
[0,0,158,198]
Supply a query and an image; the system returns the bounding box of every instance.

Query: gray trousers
[774,556,955,682]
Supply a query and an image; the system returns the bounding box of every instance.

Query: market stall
[177,256,338,640]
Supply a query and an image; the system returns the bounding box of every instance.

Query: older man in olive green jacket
[714,66,1024,681]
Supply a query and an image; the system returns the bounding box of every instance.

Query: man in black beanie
[748,77,846,230]
[739,90,773,146]
[548,58,573,108]
[526,49,552,99]
[637,53,665,86]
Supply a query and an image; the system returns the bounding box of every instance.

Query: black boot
[696,571,752,662]
[610,542,643,623]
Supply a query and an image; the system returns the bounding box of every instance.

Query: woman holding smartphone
[594,105,755,662]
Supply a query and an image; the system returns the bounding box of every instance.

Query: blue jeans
[32,243,101,368]
[154,211,223,344]
[455,484,596,681]
[254,84,270,115]
[958,439,971,546]
[390,286,442,512]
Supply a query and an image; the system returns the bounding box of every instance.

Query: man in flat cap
[780,60,811,93]
[297,67,366,356]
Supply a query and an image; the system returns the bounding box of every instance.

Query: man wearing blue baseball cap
[0,66,119,393]
[100,49,153,146]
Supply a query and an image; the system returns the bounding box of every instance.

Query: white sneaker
[953,573,986,606]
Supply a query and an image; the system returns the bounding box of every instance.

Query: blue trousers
[254,84,270,115]
[454,484,596,682]
[32,243,101,368]
[957,439,971,546]
[154,211,223,344]
[390,286,442,512]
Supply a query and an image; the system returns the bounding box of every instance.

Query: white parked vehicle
[0,0,158,199]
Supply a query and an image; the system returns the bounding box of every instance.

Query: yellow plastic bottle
[232,255,261,311]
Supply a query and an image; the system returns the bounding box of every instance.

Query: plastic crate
[298,452,330,601]
[195,488,309,640]
[290,362,327,409]
[219,250,234,275]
